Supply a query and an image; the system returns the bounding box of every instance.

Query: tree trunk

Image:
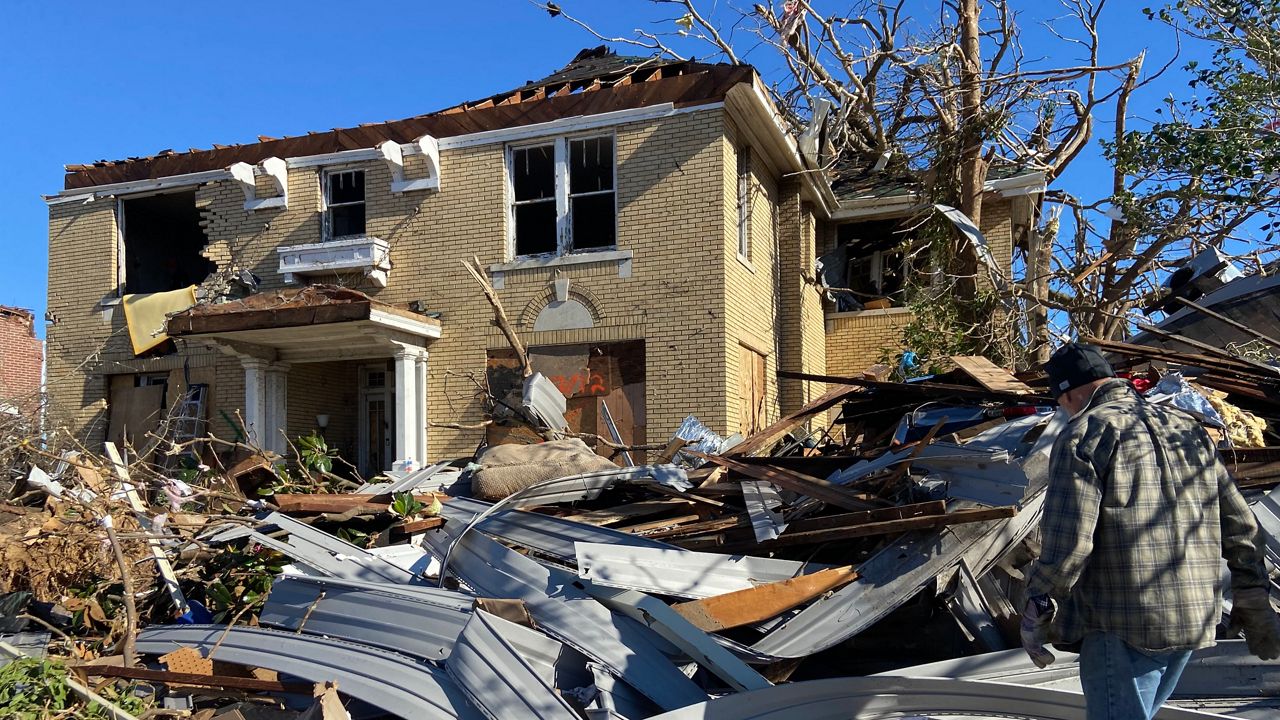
[955,0,987,301]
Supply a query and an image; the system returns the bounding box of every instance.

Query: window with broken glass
[324,170,366,240]
[736,145,752,261]
[510,135,615,257]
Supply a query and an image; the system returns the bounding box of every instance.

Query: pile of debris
[3,347,1280,719]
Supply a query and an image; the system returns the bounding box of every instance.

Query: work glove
[1231,587,1280,661]
[1020,594,1057,668]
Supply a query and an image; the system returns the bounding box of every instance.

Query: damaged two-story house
[44,47,1043,473]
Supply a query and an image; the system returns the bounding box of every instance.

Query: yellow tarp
[122,286,197,355]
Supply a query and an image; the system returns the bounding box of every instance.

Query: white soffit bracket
[380,135,441,194]
[230,157,288,211]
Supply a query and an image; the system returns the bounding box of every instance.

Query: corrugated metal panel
[1251,484,1280,571]
[645,676,1228,720]
[439,496,674,563]
[579,582,772,692]
[247,513,419,584]
[358,462,452,493]
[879,640,1280,700]
[574,542,827,599]
[421,524,708,711]
[136,625,483,719]
[260,575,472,661]
[742,481,788,542]
[750,489,1045,658]
[445,610,581,720]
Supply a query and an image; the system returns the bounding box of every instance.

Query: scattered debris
[3,338,1279,718]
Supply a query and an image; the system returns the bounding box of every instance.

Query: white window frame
[736,145,752,262]
[322,168,367,242]
[507,132,617,259]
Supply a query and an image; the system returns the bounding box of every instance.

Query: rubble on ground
[3,341,1280,719]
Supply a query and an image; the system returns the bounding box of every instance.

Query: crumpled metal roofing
[439,495,674,564]
[749,489,1046,658]
[260,574,472,661]
[422,524,709,711]
[136,625,483,719]
[645,676,1228,720]
[445,610,581,720]
[574,542,828,599]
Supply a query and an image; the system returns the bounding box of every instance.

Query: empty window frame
[324,170,366,240]
[509,135,615,257]
[117,190,215,295]
[736,145,752,260]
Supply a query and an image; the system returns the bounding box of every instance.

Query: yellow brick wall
[722,119,781,435]
[47,108,734,461]
[821,194,1020,379]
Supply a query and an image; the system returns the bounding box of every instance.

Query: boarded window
[487,340,645,457]
[325,170,366,239]
[739,345,767,435]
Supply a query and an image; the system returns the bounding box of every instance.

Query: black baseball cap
[1044,343,1115,398]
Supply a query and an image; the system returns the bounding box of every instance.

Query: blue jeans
[1078,632,1193,720]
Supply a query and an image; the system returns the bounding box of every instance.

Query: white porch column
[241,358,267,450]
[415,353,429,462]
[240,358,288,456]
[394,347,420,466]
[264,362,289,456]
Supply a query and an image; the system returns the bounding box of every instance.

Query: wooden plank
[727,383,861,457]
[616,514,704,535]
[80,664,313,694]
[390,516,446,538]
[776,370,1053,404]
[673,501,945,550]
[104,442,189,615]
[690,451,876,512]
[641,513,751,539]
[672,566,859,632]
[271,493,445,514]
[688,506,1018,552]
[950,356,1034,395]
[562,499,696,526]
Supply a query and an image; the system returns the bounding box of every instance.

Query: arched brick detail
[518,283,605,328]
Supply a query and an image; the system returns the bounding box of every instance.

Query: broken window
[835,219,913,308]
[510,135,616,257]
[325,170,366,240]
[736,146,752,260]
[119,191,215,295]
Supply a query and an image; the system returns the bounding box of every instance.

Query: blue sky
[0,1,1197,338]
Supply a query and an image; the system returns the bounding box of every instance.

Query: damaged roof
[65,47,753,190]
[165,284,438,336]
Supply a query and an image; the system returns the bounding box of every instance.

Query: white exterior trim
[488,249,633,289]
[47,102,723,203]
[370,308,443,339]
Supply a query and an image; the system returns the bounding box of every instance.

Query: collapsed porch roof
[166,285,440,363]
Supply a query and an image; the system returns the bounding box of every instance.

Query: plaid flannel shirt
[1025,379,1269,652]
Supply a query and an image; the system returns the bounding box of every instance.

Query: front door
[358,365,394,476]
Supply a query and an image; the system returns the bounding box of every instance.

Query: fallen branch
[462,256,531,377]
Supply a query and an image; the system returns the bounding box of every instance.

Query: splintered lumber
[672,566,859,632]
[675,501,945,550]
[728,383,861,456]
[684,505,1018,552]
[79,664,312,694]
[272,493,445,514]
[104,443,189,616]
[950,356,1034,395]
[690,451,875,512]
[1137,323,1280,377]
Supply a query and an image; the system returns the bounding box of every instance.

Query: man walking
[1021,343,1280,719]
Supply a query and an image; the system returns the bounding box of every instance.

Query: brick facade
[0,306,43,416]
